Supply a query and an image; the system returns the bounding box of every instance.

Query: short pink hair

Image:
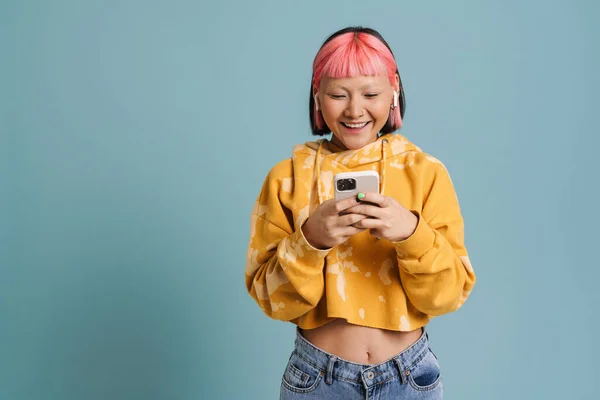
[311,31,402,131]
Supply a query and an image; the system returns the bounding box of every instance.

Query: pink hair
[312,32,402,130]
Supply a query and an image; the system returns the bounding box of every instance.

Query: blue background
[2,0,599,399]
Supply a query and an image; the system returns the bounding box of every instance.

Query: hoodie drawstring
[380,136,388,196]
[315,140,324,205]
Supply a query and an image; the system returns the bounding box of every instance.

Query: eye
[365,93,380,98]
[329,94,346,99]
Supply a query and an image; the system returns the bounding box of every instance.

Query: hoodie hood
[292,133,423,205]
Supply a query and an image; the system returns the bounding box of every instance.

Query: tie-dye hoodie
[245,133,476,331]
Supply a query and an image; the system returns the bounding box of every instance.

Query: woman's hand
[301,197,369,250]
[346,193,418,242]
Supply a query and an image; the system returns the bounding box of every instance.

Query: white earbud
[314,92,320,111]
[393,90,399,109]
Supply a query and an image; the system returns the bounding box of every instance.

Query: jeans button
[366,371,375,379]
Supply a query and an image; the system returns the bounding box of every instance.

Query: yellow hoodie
[245,133,476,332]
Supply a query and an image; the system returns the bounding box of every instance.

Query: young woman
[245,26,476,399]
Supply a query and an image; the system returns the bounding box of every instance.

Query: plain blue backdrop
[2,0,599,399]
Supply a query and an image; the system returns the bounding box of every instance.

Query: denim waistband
[294,326,430,387]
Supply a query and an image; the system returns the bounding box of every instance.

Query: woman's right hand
[301,197,369,250]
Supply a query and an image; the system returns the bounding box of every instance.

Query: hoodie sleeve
[245,163,330,321]
[393,158,476,316]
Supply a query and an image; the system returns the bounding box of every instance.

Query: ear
[393,73,400,92]
[313,91,321,111]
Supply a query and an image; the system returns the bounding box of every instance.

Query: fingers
[352,217,386,230]
[331,196,360,215]
[345,203,384,219]
[357,193,391,208]
[339,213,368,227]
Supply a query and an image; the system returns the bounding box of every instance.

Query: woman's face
[317,74,399,150]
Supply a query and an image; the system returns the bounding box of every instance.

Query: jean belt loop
[326,356,337,385]
[393,357,408,385]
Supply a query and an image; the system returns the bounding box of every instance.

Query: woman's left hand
[345,193,418,242]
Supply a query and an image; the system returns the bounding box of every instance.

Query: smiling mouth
[341,121,370,129]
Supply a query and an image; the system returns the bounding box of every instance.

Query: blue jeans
[280,327,443,399]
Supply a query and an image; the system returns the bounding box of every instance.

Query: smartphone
[334,171,380,202]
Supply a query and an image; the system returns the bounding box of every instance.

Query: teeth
[344,122,368,128]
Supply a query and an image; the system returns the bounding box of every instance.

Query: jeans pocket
[407,348,442,392]
[281,351,324,394]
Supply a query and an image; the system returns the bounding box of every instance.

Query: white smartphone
[334,171,380,202]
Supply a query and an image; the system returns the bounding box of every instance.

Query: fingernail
[357,193,365,200]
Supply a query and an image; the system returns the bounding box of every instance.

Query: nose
[344,97,364,119]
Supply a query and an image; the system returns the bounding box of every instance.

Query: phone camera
[336,178,357,192]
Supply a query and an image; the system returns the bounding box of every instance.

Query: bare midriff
[300,319,423,365]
